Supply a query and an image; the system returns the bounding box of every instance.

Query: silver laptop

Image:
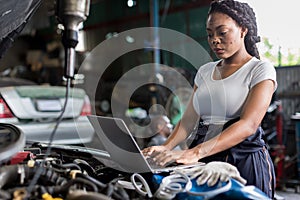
[87,115,204,173]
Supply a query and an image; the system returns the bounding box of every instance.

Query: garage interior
[0,0,300,199]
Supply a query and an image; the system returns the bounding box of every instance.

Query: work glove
[176,161,247,186]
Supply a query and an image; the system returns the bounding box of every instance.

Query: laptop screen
[94,116,140,153]
[87,115,153,173]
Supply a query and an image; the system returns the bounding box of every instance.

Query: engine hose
[66,190,112,200]
[0,165,42,187]
[112,186,130,200]
[75,173,106,189]
[73,159,96,175]
[51,162,81,172]
[102,181,130,200]
[52,177,98,194]
[0,189,11,199]
[0,164,67,189]
[105,183,114,197]
[0,165,19,188]
[40,166,67,185]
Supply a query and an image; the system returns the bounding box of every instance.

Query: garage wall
[276,66,300,120]
[82,0,212,72]
[0,0,212,78]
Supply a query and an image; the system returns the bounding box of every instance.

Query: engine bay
[0,124,143,200]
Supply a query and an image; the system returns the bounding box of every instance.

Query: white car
[0,77,94,144]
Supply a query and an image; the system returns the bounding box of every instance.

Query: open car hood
[0,0,42,59]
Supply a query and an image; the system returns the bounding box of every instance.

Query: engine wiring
[0,143,137,200]
[26,77,72,196]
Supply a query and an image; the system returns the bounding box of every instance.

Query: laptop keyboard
[146,157,161,169]
[146,156,206,172]
[146,157,179,169]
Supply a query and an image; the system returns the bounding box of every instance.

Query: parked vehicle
[0,77,94,144]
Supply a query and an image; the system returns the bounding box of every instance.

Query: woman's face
[206,12,246,59]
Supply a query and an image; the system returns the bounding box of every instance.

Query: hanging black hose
[26,78,71,195]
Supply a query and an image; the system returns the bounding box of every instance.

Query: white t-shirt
[193,57,277,124]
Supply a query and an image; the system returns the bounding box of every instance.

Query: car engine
[0,124,144,200]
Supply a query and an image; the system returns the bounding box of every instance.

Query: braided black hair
[208,0,260,59]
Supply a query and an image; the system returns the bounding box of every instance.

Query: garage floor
[276,188,300,200]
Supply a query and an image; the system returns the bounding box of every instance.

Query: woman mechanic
[142,0,277,198]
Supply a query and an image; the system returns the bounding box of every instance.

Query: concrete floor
[276,188,300,200]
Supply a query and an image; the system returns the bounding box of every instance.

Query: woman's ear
[241,27,248,38]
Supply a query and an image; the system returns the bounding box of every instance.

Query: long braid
[208,0,261,59]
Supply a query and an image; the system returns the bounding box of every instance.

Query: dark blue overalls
[189,117,276,199]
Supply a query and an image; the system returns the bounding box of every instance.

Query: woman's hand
[144,147,201,167]
[142,145,169,157]
[175,148,202,164]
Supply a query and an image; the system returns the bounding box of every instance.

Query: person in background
[147,115,175,147]
[142,0,277,198]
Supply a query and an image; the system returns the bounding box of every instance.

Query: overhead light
[127,0,136,7]
[105,32,119,39]
[125,35,135,43]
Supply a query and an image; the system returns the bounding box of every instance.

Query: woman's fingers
[142,146,165,156]
[153,150,177,166]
